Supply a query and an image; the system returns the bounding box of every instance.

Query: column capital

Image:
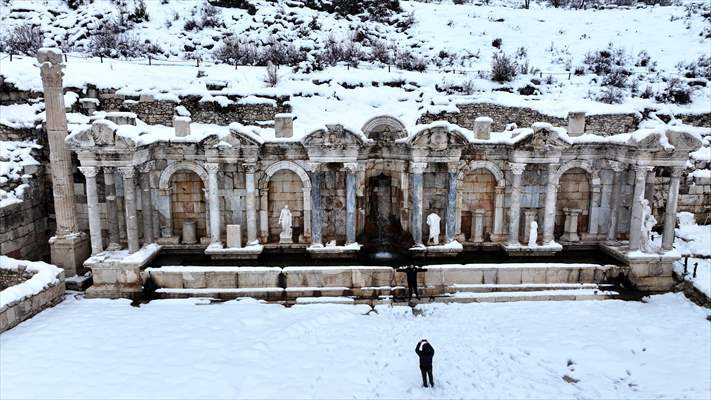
[608,161,625,173]
[446,161,461,173]
[634,164,654,174]
[117,166,135,179]
[78,166,99,178]
[205,162,220,174]
[102,166,116,173]
[307,161,321,172]
[37,50,65,88]
[138,161,155,173]
[670,167,684,178]
[508,162,526,175]
[410,162,427,174]
[343,162,360,173]
[243,163,257,174]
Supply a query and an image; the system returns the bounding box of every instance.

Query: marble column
[507,162,526,245]
[79,166,103,255]
[244,163,258,245]
[628,165,652,251]
[344,163,358,244]
[310,164,323,246]
[662,167,683,251]
[259,189,269,243]
[116,177,127,242]
[445,163,458,243]
[118,167,140,253]
[472,209,485,242]
[206,163,221,245]
[38,49,89,274]
[302,187,312,243]
[542,163,557,245]
[588,181,601,237]
[493,185,505,240]
[410,162,427,246]
[139,162,154,244]
[606,162,625,242]
[103,167,121,250]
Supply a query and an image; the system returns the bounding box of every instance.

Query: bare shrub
[128,0,149,23]
[369,39,391,64]
[601,67,631,88]
[393,46,426,71]
[583,45,628,75]
[264,61,279,87]
[655,78,692,104]
[491,52,518,82]
[678,55,711,79]
[90,21,144,58]
[491,38,502,48]
[4,23,44,56]
[200,1,222,28]
[208,0,257,15]
[214,36,258,65]
[597,86,625,104]
[184,18,200,31]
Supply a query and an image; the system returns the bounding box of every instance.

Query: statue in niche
[278,204,293,244]
[528,220,538,247]
[426,212,441,245]
[640,199,657,253]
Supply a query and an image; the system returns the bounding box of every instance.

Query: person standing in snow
[397,265,427,300]
[415,339,435,388]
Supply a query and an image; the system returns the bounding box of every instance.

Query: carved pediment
[302,124,366,148]
[666,129,702,151]
[361,116,407,142]
[202,129,261,149]
[410,126,468,150]
[517,124,569,151]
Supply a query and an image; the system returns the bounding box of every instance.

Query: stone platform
[600,243,678,291]
[84,243,161,299]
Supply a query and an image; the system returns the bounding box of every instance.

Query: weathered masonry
[33,49,703,297]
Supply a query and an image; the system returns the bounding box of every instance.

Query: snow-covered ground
[1,294,709,399]
[672,212,711,296]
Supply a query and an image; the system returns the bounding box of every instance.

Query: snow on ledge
[0,256,63,308]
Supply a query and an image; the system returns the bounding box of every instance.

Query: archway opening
[363,172,405,248]
[460,169,496,242]
[555,168,591,238]
[267,169,304,243]
[170,170,207,241]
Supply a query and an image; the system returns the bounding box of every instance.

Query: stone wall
[320,169,346,244]
[422,166,449,242]
[417,103,640,135]
[0,270,64,332]
[0,268,34,290]
[171,171,207,240]
[0,174,50,261]
[555,168,591,235]
[0,78,41,105]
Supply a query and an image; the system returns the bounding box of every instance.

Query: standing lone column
[445,163,458,243]
[206,163,221,246]
[38,48,89,274]
[507,162,526,246]
[344,163,358,245]
[118,167,140,253]
[79,166,103,255]
[139,162,154,244]
[410,162,427,247]
[606,162,625,242]
[662,167,683,251]
[542,163,557,245]
[309,163,323,247]
[628,165,652,251]
[103,167,121,250]
[244,163,258,245]
[493,186,505,240]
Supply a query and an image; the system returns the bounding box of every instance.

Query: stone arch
[459,160,505,187]
[156,161,210,240]
[159,161,208,191]
[258,160,312,243]
[553,160,599,186]
[361,115,407,140]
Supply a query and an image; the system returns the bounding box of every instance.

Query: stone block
[226,224,242,248]
[238,268,281,288]
[545,268,570,284]
[474,116,493,140]
[174,116,191,137]
[206,271,238,288]
[497,268,522,284]
[482,268,497,284]
[274,113,294,138]
[521,268,547,284]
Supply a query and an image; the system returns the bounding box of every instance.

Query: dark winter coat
[415,341,435,368]
[399,266,427,287]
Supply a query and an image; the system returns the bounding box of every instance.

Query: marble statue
[528,220,538,247]
[426,212,441,245]
[278,204,293,244]
[640,199,657,253]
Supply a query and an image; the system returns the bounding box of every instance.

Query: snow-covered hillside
[1,0,710,111]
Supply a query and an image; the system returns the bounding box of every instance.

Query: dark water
[150,248,621,268]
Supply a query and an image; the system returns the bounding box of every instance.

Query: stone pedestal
[226,224,242,248]
[279,230,293,244]
[275,113,294,138]
[174,116,191,137]
[474,116,493,140]
[49,234,90,277]
[567,111,586,136]
[560,208,581,242]
[182,221,197,244]
[472,209,485,242]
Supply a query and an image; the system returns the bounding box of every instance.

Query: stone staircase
[145,263,626,304]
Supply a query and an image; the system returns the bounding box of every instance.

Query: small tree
[4,23,44,56]
[264,61,279,87]
[491,52,518,83]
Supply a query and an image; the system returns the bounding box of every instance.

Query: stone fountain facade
[35,50,703,297]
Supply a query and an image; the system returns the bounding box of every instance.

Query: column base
[49,233,90,277]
